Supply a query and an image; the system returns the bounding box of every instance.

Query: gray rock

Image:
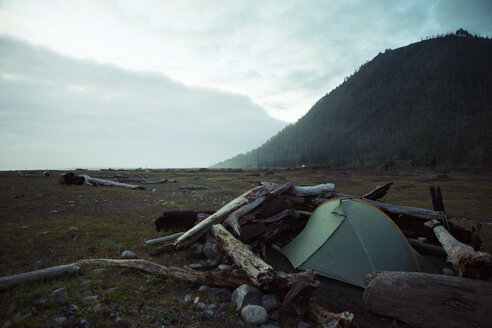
[79,318,90,328]
[92,304,103,313]
[53,297,67,306]
[53,287,68,295]
[207,303,217,309]
[198,285,209,293]
[68,304,78,313]
[69,226,79,231]
[297,322,311,328]
[241,305,268,325]
[203,241,219,258]
[217,264,233,271]
[188,263,203,270]
[196,302,206,309]
[442,267,455,276]
[104,287,116,294]
[190,242,204,256]
[194,296,200,305]
[84,295,98,302]
[53,317,67,324]
[81,279,92,286]
[40,248,52,257]
[184,294,192,304]
[50,210,59,214]
[93,268,105,273]
[37,259,47,267]
[2,320,12,328]
[219,302,230,309]
[209,288,232,302]
[121,250,138,259]
[232,284,263,311]
[262,294,280,311]
[204,309,214,318]
[261,325,279,328]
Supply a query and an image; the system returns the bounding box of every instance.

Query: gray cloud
[0,36,285,169]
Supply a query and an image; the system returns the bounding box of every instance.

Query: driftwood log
[307,299,354,328]
[362,182,393,200]
[210,223,318,290]
[289,183,335,197]
[174,182,291,250]
[80,259,251,287]
[364,271,492,328]
[425,219,492,279]
[0,263,83,291]
[59,172,144,190]
[145,232,184,245]
[210,223,276,289]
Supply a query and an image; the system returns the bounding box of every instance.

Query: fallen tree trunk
[0,263,83,291]
[425,219,492,279]
[290,183,335,197]
[364,271,492,328]
[82,174,145,190]
[307,299,354,328]
[210,223,276,289]
[362,182,393,201]
[210,223,318,290]
[174,182,291,250]
[80,259,251,287]
[145,232,184,245]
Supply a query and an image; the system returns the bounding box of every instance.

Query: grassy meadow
[0,167,491,327]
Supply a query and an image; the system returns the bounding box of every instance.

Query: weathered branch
[145,232,184,245]
[362,182,393,200]
[80,259,251,287]
[364,271,492,328]
[0,263,83,291]
[307,298,354,328]
[425,219,492,279]
[210,223,276,289]
[407,238,447,257]
[290,183,335,197]
[223,196,266,236]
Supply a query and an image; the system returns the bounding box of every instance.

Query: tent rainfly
[280,198,436,287]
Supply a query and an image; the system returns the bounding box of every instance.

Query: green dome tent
[280,198,436,287]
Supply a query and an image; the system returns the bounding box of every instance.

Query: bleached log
[211,223,276,289]
[307,299,354,328]
[425,219,492,279]
[362,182,393,200]
[252,208,296,223]
[80,259,251,287]
[363,271,492,328]
[174,182,291,250]
[140,178,177,184]
[0,263,83,291]
[82,174,144,190]
[290,183,335,197]
[145,232,184,245]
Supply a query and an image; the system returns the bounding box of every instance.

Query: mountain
[213,31,492,169]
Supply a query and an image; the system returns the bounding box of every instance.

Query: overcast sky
[1,0,491,169]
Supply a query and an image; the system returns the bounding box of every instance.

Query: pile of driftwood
[2,180,491,327]
[145,181,491,328]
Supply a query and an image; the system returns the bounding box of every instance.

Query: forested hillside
[214,31,492,169]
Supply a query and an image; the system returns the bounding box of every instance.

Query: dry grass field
[1,167,491,327]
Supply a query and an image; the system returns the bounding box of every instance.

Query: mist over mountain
[214,31,492,169]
